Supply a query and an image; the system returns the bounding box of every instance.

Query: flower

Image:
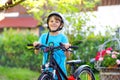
[95,47,120,67]
[116,59,120,65]
[111,54,117,58]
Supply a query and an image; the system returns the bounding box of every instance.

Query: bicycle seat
[66,60,81,65]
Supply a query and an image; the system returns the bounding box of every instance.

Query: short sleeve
[38,35,43,43]
[38,33,47,44]
[61,34,69,44]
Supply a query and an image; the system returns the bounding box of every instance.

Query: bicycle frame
[40,45,94,80]
[41,46,74,80]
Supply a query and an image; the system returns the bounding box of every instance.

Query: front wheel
[38,72,53,80]
[73,65,95,80]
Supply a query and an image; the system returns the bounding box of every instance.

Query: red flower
[95,47,113,61]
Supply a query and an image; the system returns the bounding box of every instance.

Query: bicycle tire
[38,72,53,80]
[73,65,95,80]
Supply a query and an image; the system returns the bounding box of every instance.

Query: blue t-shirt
[38,32,69,76]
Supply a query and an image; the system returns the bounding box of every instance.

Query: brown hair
[48,15,62,23]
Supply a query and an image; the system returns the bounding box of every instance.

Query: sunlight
[5,12,19,17]
[0,0,8,5]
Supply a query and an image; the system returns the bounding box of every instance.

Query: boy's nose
[52,21,56,24]
[52,22,55,24]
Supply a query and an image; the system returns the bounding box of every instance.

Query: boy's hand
[64,43,71,50]
[33,41,40,47]
[33,41,40,55]
[63,43,71,58]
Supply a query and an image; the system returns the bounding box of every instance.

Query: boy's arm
[33,41,40,55]
[65,51,71,58]
[64,43,71,58]
[34,49,40,55]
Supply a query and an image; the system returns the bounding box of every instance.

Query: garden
[0,29,102,80]
[1,28,119,80]
[0,0,120,80]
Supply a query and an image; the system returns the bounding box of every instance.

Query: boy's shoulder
[41,32,67,38]
[58,33,67,38]
[59,33,66,36]
[41,33,48,36]
[58,33,64,35]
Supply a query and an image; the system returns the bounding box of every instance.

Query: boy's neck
[50,31,59,36]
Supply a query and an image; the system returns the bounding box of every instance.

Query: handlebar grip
[27,44,33,46]
[27,44,34,50]
[69,46,78,50]
[28,44,40,50]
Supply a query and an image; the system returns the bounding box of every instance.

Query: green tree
[0,0,25,10]
[21,0,101,43]
[21,0,100,25]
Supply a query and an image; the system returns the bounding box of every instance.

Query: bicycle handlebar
[27,43,78,52]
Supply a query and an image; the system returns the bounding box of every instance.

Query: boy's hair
[47,13,64,24]
[48,15,62,23]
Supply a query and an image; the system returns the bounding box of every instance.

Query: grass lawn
[94,72,100,80]
[0,66,40,80]
[0,66,100,80]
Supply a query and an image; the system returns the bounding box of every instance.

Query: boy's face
[48,16,62,31]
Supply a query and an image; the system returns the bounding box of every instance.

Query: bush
[66,33,109,72]
[0,29,42,71]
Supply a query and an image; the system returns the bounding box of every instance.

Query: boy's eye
[50,20,53,22]
[56,21,59,23]
[55,20,61,23]
[50,20,60,23]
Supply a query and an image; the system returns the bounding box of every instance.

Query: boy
[33,12,71,79]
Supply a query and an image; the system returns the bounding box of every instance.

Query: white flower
[106,50,111,54]
[111,54,117,58]
[116,59,120,65]
[99,57,104,61]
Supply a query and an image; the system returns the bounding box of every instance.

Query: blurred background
[0,0,120,80]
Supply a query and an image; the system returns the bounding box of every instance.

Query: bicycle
[27,43,95,80]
